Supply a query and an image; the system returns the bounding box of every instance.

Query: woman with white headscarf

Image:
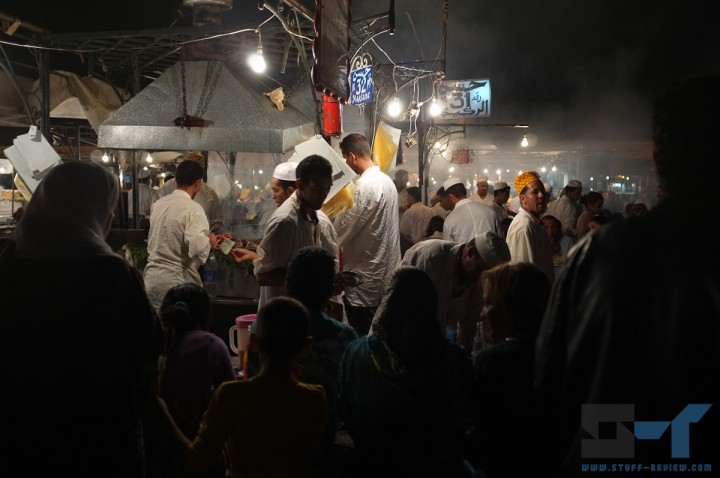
[0,161,161,478]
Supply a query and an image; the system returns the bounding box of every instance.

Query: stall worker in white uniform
[270,161,298,207]
[127,168,159,226]
[144,159,217,312]
[230,155,338,310]
[158,151,224,231]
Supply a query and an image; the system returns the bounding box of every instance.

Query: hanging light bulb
[146,153,153,163]
[102,151,110,162]
[387,97,402,117]
[521,134,529,147]
[429,98,442,117]
[248,31,266,73]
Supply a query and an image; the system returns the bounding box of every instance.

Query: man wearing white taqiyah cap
[402,230,511,350]
[229,155,339,310]
[441,176,503,244]
[545,178,582,241]
[127,167,158,222]
[271,161,298,207]
[472,175,495,206]
[487,181,512,231]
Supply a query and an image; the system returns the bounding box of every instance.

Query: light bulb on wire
[387,97,402,117]
[102,151,109,162]
[521,134,529,147]
[248,31,266,73]
[146,153,153,163]
[248,48,266,73]
[429,99,442,117]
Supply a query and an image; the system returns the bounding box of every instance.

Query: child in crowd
[155,283,236,478]
[165,297,328,478]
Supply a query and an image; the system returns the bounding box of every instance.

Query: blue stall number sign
[438,79,491,117]
[349,53,374,106]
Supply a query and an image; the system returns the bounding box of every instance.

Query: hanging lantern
[322,93,342,137]
[451,145,470,164]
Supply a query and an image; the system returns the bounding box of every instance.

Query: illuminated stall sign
[438,79,491,117]
[348,53,374,106]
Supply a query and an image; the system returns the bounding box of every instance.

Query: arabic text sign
[438,79,491,117]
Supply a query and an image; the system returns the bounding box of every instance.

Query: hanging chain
[284,73,306,99]
[180,53,188,117]
[194,60,221,118]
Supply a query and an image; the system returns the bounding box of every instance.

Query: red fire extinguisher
[322,93,342,137]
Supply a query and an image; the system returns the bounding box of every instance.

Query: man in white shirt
[334,133,401,336]
[230,155,338,310]
[506,171,554,282]
[429,191,451,219]
[489,181,511,223]
[127,168,158,228]
[545,179,582,241]
[402,231,511,350]
[270,161,297,207]
[157,151,224,231]
[394,168,410,217]
[144,160,217,312]
[442,177,501,243]
[399,186,433,255]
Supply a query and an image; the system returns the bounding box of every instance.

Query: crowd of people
[1,74,719,478]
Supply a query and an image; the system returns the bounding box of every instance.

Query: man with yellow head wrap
[505,171,554,281]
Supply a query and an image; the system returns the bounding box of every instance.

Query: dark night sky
[3,0,719,146]
[356,0,719,144]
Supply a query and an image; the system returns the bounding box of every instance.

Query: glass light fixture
[521,134,529,147]
[102,151,110,162]
[146,153,153,163]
